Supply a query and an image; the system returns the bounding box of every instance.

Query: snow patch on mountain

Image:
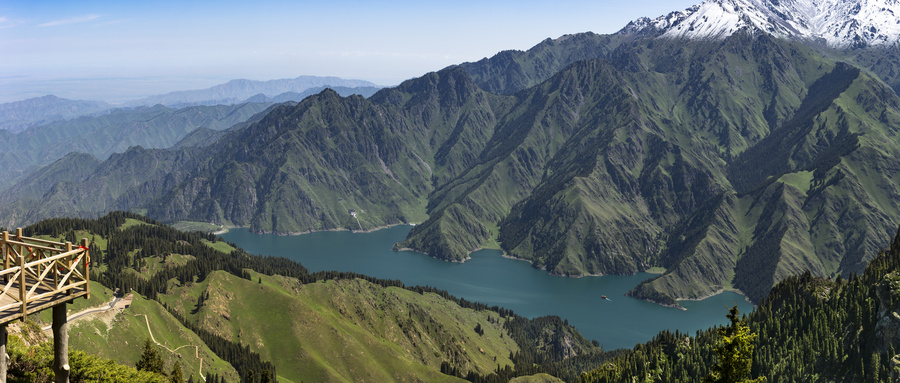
[619,0,900,48]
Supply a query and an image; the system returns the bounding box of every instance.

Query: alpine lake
[221,225,753,350]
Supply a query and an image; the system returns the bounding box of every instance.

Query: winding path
[128,312,204,380]
[41,295,207,381]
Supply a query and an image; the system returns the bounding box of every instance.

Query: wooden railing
[0,229,90,321]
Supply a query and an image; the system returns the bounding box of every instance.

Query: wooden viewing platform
[0,228,90,383]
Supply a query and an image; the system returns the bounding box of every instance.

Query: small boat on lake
[601,295,609,300]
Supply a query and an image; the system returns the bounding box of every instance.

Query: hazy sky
[1,0,697,103]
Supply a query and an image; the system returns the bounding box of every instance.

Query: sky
[0,0,698,103]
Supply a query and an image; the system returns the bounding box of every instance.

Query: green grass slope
[65,292,239,382]
[160,271,516,382]
[457,32,627,95]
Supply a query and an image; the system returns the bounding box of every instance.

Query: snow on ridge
[620,0,900,48]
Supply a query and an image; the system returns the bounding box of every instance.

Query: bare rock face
[550,330,578,360]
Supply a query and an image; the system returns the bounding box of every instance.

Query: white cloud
[0,16,24,29]
[37,14,101,27]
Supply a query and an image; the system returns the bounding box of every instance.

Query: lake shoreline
[220,226,755,350]
[245,222,414,236]
[228,225,750,307]
[678,288,755,307]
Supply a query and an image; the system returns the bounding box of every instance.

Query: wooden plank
[23,248,83,268]
[4,240,65,254]
[0,272,19,300]
[0,267,19,278]
[27,282,89,304]
[17,236,69,247]
[0,291,88,326]
[0,303,20,315]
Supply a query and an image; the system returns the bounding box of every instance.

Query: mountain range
[621,0,900,48]
[0,102,278,193]
[124,76,380,107]
[0,75,382,137]
[0,95,112,132]
[5,0,900,308]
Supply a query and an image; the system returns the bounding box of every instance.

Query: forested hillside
[581,227,900,382]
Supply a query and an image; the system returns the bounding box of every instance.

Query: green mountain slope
[6,32,900,306]
[632,57,900,304]
[141,68,512,234]
[0,102,273,191]
[0,145,210,228]
[457,32,627,95]
[65,290,240,382]
[161,272,512,382]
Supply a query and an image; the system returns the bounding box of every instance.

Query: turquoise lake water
[220,225,753,350]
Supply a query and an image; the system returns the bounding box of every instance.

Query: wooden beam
[82,238,90,299]
[3,241,67,255]
[2,231,7,285]
[18,256,24,321]
[0,291,88,327]
[52,304,69,383]
[0,324,7,383]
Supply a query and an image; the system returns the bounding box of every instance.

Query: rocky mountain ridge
[620,0,900,48]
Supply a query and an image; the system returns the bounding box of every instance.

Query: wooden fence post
[18,255,25,321]
[64,243,71,296]
[0,324,7,383]
[81,238,90,299]
[52,304,69,383]
[1,231,7,285]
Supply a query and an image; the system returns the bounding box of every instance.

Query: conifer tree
[703,306,765,383]
[171,362,184,383]
[136,338,165,375]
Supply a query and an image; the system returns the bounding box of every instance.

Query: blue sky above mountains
[0,0,695,102]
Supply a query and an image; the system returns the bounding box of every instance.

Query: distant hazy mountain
[0,102,274,192]
[0,95,112,132]
[240,86,383,104]
[127,76,380,107]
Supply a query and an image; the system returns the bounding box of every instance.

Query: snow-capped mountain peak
[619,0,900,48]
